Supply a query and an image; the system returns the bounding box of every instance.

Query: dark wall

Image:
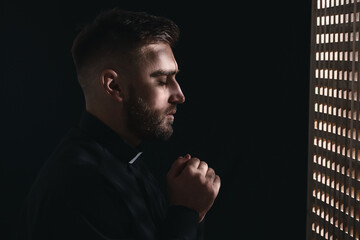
[1,1,311,239]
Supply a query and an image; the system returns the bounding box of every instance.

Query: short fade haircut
[71,8,180,88]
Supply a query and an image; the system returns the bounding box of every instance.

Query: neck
[86,106,142,148]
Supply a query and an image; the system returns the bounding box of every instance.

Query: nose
[169,80,185,104]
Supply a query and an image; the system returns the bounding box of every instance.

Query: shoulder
[49,127,105,167]
[29,126,120,203]
[21,127,138,238]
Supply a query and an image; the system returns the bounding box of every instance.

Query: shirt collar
[77,110,142,164]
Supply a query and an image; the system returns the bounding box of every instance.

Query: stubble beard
[125,89,175,141]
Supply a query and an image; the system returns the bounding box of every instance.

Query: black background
[1,0,312,239]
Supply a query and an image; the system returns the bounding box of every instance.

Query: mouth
[166,108,177,121]
[166,106,177,115]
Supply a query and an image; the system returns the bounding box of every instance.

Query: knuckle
[184,165,197,177]
[206,168,215,178]
[208,167,215,174]
[201,161,208,167]
[188,169,204,183]
[215,175,221,184]
[190,157,200,164]
[217,175,221,182]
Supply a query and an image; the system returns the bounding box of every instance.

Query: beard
[124,87,176,141]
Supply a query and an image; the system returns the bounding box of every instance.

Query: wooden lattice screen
[307,0,360,239]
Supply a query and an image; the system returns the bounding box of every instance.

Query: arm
[21,156,217,240]
[160,205,201,240]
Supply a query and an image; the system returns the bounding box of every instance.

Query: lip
[167,115,175,120]
[166,109,176,120]
[168,110,176,115]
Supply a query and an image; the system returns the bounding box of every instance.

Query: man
[17,8,220,240]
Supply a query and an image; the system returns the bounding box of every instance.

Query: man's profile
[17,8,220,240]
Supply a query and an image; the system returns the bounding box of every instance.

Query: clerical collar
[77,110,143,164]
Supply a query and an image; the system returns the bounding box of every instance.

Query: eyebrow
[150,69,180,78]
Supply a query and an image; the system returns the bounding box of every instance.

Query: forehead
[137,43,178,73]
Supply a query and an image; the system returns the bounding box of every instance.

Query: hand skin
[167,154,221,222]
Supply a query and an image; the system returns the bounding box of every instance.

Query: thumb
[167,154,191,178]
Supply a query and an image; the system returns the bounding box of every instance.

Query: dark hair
[71,8,180,81]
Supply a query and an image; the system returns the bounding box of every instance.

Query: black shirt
[17,111,203,240]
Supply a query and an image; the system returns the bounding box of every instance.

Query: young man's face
[124,43,185,141]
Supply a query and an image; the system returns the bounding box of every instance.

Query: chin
[153,123,174,141]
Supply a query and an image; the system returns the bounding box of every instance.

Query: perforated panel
[307,0,360,239]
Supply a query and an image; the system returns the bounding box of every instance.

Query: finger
[214,175,221,190]
[186,157,201,169]
[206,167,216,181]
[197,161,208,175]
[167,156,191,178]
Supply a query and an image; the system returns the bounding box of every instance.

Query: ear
[100,69,124,102]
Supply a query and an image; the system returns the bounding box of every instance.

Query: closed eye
[158,80,168,86]
[151,69,179,87]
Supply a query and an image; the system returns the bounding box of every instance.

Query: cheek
[148,89,169,110]
[134,77,171,110]
[143,88,170,110]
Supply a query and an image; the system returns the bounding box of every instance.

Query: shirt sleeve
[160,205,204,240]
[24,204,204,240]
[65,167,205,240]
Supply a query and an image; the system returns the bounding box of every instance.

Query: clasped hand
[167,154,221,222]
